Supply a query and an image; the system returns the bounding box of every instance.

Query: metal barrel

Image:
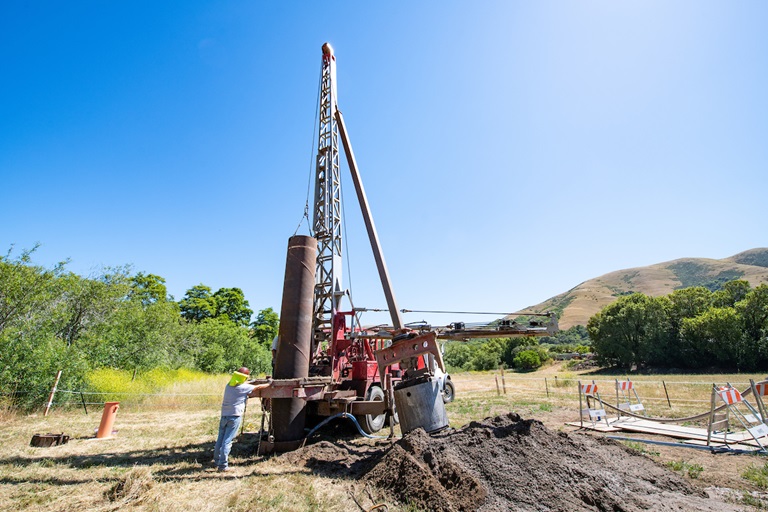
[272,235,317,443]
[394,378,449,434]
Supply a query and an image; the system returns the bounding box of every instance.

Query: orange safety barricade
[718,387,742,405]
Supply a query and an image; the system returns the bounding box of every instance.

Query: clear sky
[2,1,766,327]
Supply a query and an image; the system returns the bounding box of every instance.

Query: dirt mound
[364,413,745,512]
[281,439,389,479]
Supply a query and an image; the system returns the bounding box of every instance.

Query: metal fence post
[662,380,672,408]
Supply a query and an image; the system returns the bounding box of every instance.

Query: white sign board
[748,423,768,439]
[629,404,645,412]
[744,414,759,424]
[588,409,606,419]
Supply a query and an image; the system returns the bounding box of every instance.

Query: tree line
[0,247,278,408]
[587,280,768,371]
[442,325,590,372]
[4,245,766,409]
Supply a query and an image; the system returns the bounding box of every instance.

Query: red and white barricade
[708,383,768,451]
[578,380,609,428]
[615,379,645,416]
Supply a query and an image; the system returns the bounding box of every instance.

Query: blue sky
[2,1,766,327]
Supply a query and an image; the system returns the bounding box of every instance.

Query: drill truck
[248,43,557,453]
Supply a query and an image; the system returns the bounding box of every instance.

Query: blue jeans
[214,415,242,469]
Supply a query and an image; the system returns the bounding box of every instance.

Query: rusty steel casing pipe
[272,235,317,443]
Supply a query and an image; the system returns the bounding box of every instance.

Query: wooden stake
[44,370,62,417]
[495,375,500,396]
[545,378,549,398]
[662,380,672,408]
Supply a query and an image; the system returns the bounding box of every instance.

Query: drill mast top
[312,43,343,346]
[311,43,404,347]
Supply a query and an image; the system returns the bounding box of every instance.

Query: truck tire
[358,385,386,434]
[443,379,455,403]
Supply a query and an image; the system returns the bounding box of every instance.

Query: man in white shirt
[213,367,266,471]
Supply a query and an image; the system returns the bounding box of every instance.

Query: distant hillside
[518,248,768,329]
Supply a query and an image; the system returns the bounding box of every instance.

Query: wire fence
[449,373,768,420]
[11,372,767,419]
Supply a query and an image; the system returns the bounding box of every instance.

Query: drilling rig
[249,43,557,453]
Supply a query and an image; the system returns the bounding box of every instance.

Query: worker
[213,366,266,472]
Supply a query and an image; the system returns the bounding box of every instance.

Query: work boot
[216,466,231,472]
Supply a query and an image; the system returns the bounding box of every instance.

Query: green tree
[538,325,590,345]
[500,337,538,368]
[587,293,669,369]
[666,287,712,366]
[251,307,279,346]
[735,285,768,370]
[0,245,65,335]
[712,280,751,308]
[468,339,503,371]
[82,297,185,371]
[56,269,130,347]
[443,342,473,371]
[737,285,768,343]
[0,247,89,408]
[179,284,217,322]
[129,272,169,305]
[513,349,542,370]
[187,317,251,373]
[213,287,253,327]
[680,307,742,369]
[179,285,253,327]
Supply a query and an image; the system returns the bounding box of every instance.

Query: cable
[341,163,354,311]
[401,309,552,316]
[294,61,322,237]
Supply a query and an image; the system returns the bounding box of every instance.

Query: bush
[443,342,472,371]
[469,348,501,371]
[443,340,504,372]
[513,350,542,370]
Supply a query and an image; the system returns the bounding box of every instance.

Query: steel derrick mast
[312,43,343,348]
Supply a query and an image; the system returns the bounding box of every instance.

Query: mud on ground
[282,412,757,511]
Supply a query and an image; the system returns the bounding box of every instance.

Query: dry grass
[2,365,767,511]
[0,405,363,512]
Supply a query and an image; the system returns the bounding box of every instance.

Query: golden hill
[521,248,768,329]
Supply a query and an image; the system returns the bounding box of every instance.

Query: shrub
[513,349,542,370]
[743,462,768,489]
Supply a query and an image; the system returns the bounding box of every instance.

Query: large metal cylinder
[272,235,317,443]
[394,378,449,434]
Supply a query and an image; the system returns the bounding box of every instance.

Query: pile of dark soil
[279,412,747,511]
[363,413,745,512]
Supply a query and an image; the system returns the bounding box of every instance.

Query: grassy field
[2,365,768,511]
